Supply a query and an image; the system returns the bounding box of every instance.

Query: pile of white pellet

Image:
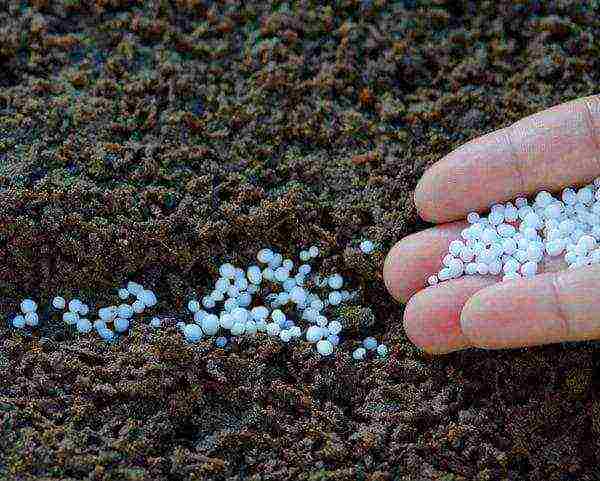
[429,178,600,285]
[9,240,387,360]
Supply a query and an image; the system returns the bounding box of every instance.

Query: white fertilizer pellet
[7,237,383,361]
[430,180,600,285]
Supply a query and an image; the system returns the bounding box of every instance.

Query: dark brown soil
[1,1,599,480]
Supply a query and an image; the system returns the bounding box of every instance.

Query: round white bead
[497,223,516,238]
[459,247,475,262]
[132,300,145,314]
[518,205,534,220]
[257,249,274,263]
[230,322,245,336]
[504,208,518,222]
[488,211,504,226]
[360,240,375,254]
[188,300,200,313]
[376,344,388,357]
[328,291,342,305]
[277,292,290,305]
[219,263,236,279]
[448,240,464,256]
[183,323,202,342]
[234,277,249,291]
[52,296,66,309]
[447,258,464,277]
[251,306,269,321]
[117,304,134,319]
[502,257,520,273]
[193,310,207,323]
[515,197,528,208]
[461,228,474,241]
[76,318,92,333]
[316,339,334,355]
[200,314,218,335]
[127,282,143,295]
[327,320,342,335]
[352,347,367,360]
[284,278,297,291]
[514,249,529,263]
[220,313,234,330]
[202,296,216,309]
[535,191,554,207]
[245,320,258,335]
[25,312,39,326]
[543,203,563,219]
[545,239,565,257]
[467,212,480,224]
[562,188,577,205]
[266,322,281,336]
[98,307,116,322]
[21,299,37,314]
[526,244,544,262]
[274,267,289,282]
[488,260,502,275]
[63,311,78,324]
[578,234,596,251]
[328,274,344,290]
[520,261,538,277]
[577,187,593,205]
[442,253,456,266]
[12,315,26,328]
[142,290,157,307]
[306,326,324,343]
[481,229,499,245]
[290,286,307,304]
[476,263,489,275]
[523,212,542,230]
[232,307,249,323]
[271,309,285,324]
[465,263,478,275]
[502,238,517,255]
[114,317,130,333]
[564,251,578,265]
[247,265,263,284]
[215,277,230,292]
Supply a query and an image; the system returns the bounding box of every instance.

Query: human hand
[383,95,600,354]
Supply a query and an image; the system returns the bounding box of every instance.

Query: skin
[383,94,600,354]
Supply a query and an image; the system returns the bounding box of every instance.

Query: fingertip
[383,240,404,302]
[383,222,470,304]
[403,283,474,355]
[459,276,563,349]
[458,283,492,338]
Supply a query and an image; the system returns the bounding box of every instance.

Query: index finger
[415,95,600,223]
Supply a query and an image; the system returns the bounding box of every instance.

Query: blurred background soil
[0,0,599,480]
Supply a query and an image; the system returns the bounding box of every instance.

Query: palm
[383,95,600,354]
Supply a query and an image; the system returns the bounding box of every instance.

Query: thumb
[459,264,600,349]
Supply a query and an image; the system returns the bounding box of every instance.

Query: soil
[1,1,599,480]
